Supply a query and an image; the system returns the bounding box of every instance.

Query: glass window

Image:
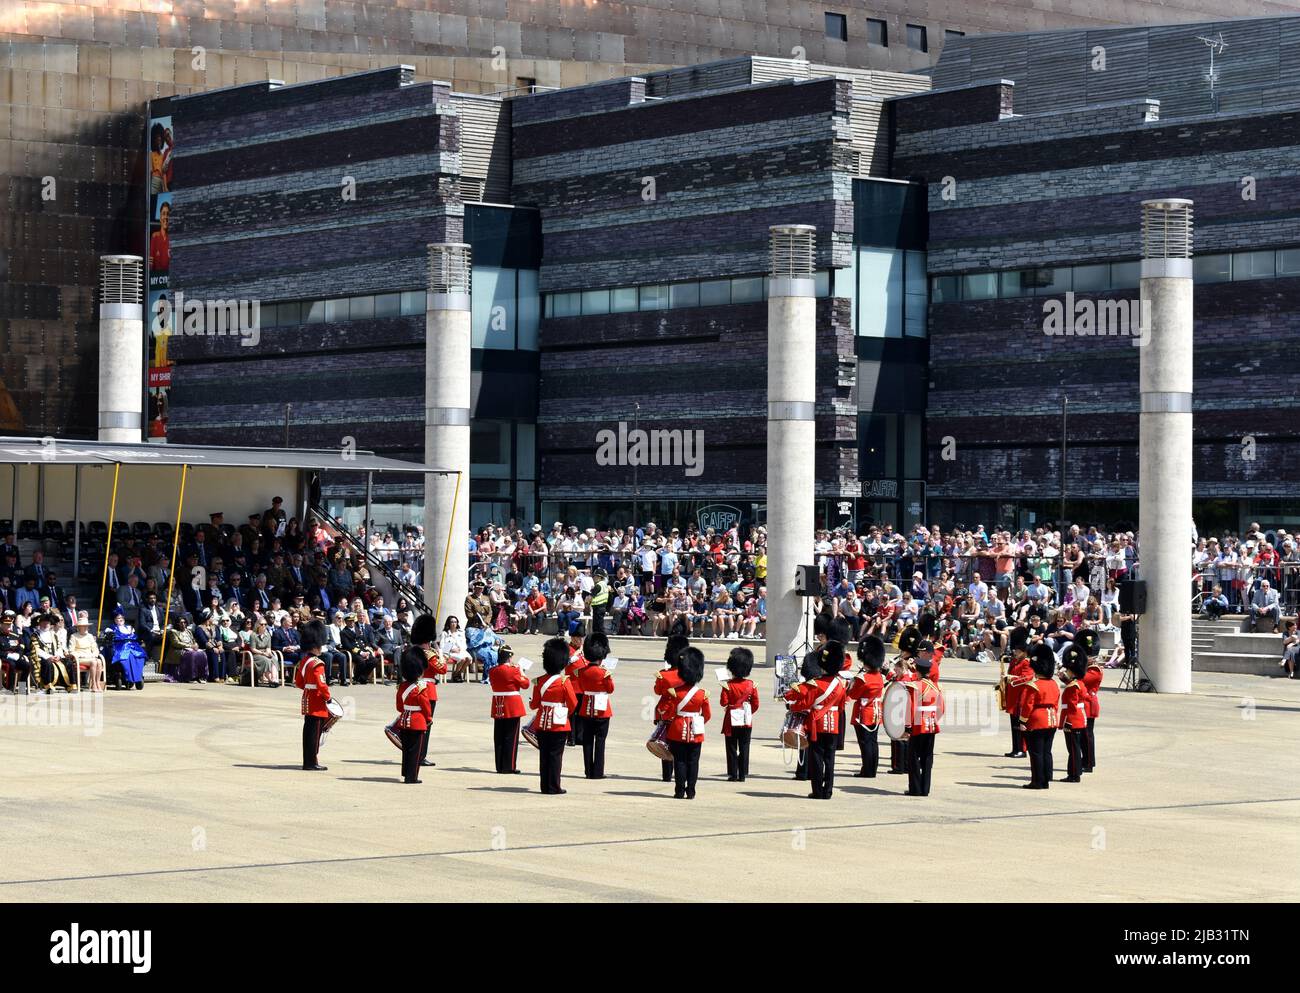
[699,279,730,306]
[1193,254,1231,284]
[374,293,401,318]
[999,270,1025,298]
[669,281,700,308]
[516,423,536,480]
[867,18,887,45]
[859,413,898,477]
[517,270,540,350]
[260,303,280,328]
[543,295,554,319]
[904,250,926,336]
[1033,266,1072,296]
[400,290,424,316]
[906,24,928,52]
[944,29,965,40]
[814,270,831,298]
[639,284,669,310]
[611,287,638,313]
[349,295,374,320]
[552,291,580,318]
[903,413,923,478]
[731,276,763,303]
[1109,260,1141,288]
[1072,264,1109,292]
[303,300,325,324]
[325,298,349,323]
[842,251,858,324]
[858,247,902,338]
[472,266,515,349]
[1278,249,1300,275]
[1233,250,1275,280]
[470,420,512,478]
[960,272,997,301]
[581,288,610,315]
[825,12,848,41]
[930,275,959,303]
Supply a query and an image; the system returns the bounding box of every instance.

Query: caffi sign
[697,504,742,533]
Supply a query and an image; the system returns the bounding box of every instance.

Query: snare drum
[882,680,913,741]
[322,697,345,737]
[780,711,808,751]
[384,719,402,750]
[521,713,541,749]
[645,720,673,761]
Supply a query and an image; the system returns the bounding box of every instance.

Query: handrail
[308,504,430,616]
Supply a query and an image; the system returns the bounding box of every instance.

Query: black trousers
[890,738,909,774]
[662,758,674,782]
[400,728,423,782]
[835,711,847,751]
[592,604,606,634]
[808,734,838,798]
[1025,727,1056,787]
[795,742,809,780]
[569,702,586,746]
[537,729,567,793]
[582,716,609,777]
[1083,717,1096,772]
[494,717,520,773]
[907,732,935,796]
[668,739,702,797]
[302,715,323,769]
[1009,717,1025,754]
[1064,727,1084,780]
[725,728,752,780]
[418,700,438,764]
[853,723,879,776]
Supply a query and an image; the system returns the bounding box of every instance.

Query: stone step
[1192,652,1283,676]
[1211,632,1287,657]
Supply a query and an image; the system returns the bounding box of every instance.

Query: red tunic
[1004,656,1034,715]
[1018,677,1061,731]
[530,673,578,732]
[294,655,331,718]
[1082,664,1103,719]
[666,684,711,743]
[784,676,845,740]
[1059,679,1089,730]
[396,679,433,731]
[720,677,759,734]
[421,649,447,701]
[847,670,885,727]
[907,679,944,735]
[488,663,529,719]
[653,667,684,722]
[577,664,615,718]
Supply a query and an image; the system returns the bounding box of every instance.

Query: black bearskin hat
[857,635,886,670]
[800,652,822,681]
[399,649,425,683]
[299,618,327,653]
[410,613,437,645]
[897,625,921,656]
[1060,643,1088,678]
[1075,629,1101,658]
[828,616,854,646]
[582,630,609,662]
[819,641,846,676]
[542,637,569,675]
[678,647,705,687]
[918,612,937,638]
[813,611,833,640]
[1007,625,1030,654]
[726,647,754,679]
[1030,643,1057,678]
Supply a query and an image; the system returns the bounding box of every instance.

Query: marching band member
[720,647,758,782]
[294,619,331,771]
[578,631,615,779]
[1058,644,1090,783]
[1077,629,1103,773]
[919,612,943,683]
[848,635,886,777]
[488,645,529,774]
[784,642,847,800]
[786,652,820,781]
[828,617,856,753]
[396,648,432,784]
[1001,625,1034,759]
[1018,644,1061,790]
[531,637,578,795]
[903,643,944,797]
[411,614,444,770]
[653,634,690,783]
[665,647,711,799]
[887,625,921,775]
[565,622,588,748]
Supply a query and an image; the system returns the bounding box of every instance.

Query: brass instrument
[995,653,1010,710]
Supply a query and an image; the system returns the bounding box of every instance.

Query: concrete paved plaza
[2,636,1297,902]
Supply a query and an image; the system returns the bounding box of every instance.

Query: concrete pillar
[1138,199,1194,693]
[424,243,472,630]
[98,255,144,443]
[765,225,818,669]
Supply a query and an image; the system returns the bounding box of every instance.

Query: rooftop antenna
[1196,32,1227,110]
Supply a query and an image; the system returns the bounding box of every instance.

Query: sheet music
[604,657,620,673]
[516,657,534,673]
[714,666,729,684]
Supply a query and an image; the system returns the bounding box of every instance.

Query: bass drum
[881,680,913,741]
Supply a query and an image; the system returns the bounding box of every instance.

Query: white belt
[917,705,937,712]
[402,705,421,711]
[492,691,522,697]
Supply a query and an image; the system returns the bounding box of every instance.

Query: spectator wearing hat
[107,609,147,690]
[68,611,104,692]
